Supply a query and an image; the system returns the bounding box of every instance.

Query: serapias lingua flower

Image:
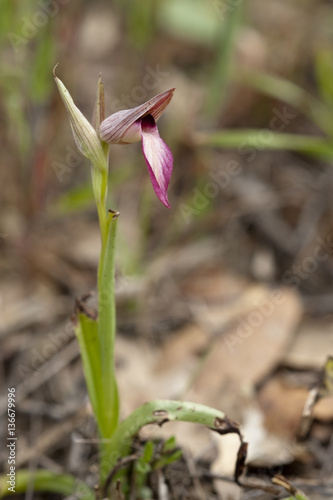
[99,89,175,208]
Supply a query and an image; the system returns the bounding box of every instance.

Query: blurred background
[1,0,333,497]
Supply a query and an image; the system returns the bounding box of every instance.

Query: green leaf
[143,441,154,463]
[30,27,54,104]
[196,129,333,159]
[0,470,94,499]
[205,0,243,117]
[162,435,177,452]
[154,449,183,470]
[135,460,151,475]
[234,69,333,138]
[75,313,103,432]
[316,50,333,109]
[282,495,309,500]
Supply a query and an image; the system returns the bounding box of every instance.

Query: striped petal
[99,89,175,144]
[141,115,173,208]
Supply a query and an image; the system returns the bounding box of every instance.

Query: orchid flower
[99,89,175,208]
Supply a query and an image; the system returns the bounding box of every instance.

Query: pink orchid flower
[99,89,175,208]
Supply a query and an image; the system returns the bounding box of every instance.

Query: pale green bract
[54,70,107,174]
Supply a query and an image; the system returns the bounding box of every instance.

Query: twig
[198,469,281,495]
[103,454,139,498]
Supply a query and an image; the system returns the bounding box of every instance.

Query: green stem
[97,199,107,285]
[91,151,119,435]
[98,210,119,433]
[89,147,119,436]
[92,142,110,288]
[97,210,120,482]
[92,168,108,257]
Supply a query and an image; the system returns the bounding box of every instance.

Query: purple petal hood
[99,89,175,144]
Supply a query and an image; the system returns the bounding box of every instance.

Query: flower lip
[99,88,175,144]
[140,114,173,208]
